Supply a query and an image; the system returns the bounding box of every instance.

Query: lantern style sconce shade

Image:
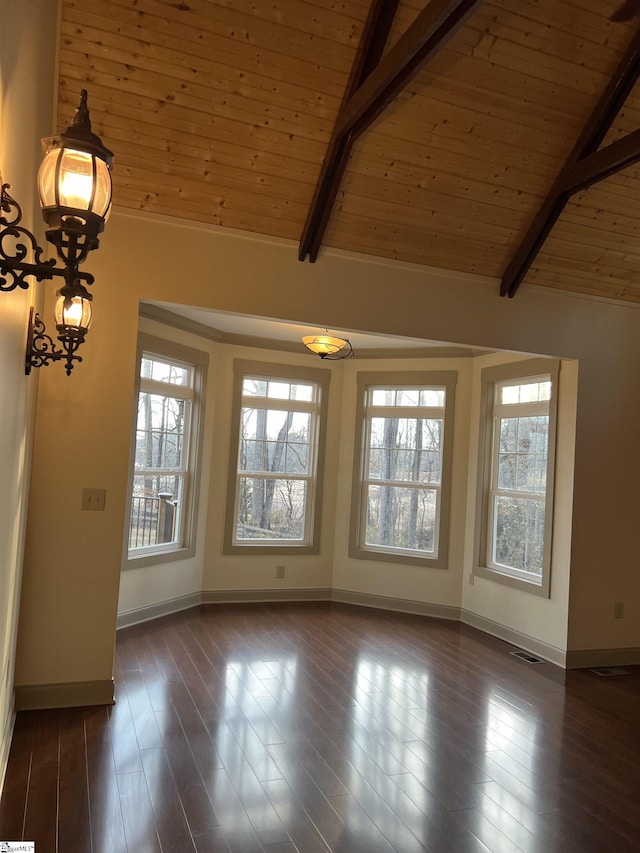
[302,330,354,360]
[0,89,113,375]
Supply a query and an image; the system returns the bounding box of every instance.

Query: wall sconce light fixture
[302,329,354,360]
[0,89,113,375]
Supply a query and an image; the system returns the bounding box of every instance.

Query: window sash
[239,404,315,477]
[364,414,444,483]
[230,368,324,548]
[361,482,441,557]
[488,493,546,577]
[474,360,558,596]
[234,474,313,544]
[487,393,550,578]
[127,345,201,559]
[357,381,451,561]
[240,396,319,415]
[135,394,192,476]
[139,376,194,401]
[129,472,187,554]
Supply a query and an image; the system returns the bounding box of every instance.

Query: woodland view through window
[224,361,329,553]
[126,337,206,564]
[350,372,456,568]
[475,360,559,596]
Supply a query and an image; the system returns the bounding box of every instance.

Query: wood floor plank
[85,706,128,853]
[261,776,332,852]
[1,602,640,852]
[140,746,197,851]
[117,769,162,853]
[0,711,34,840]
[22,710,59,852]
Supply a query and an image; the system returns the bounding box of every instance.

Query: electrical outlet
[468,573,475,585]
[614,601,624,619]
[81,487,107,511]
[276,565,285,579]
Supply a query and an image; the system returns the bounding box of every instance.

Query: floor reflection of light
[222,656,298,735]
[207,656,300,838]
[485,691,539,768]
[474,692,551,845]
[107,691,159,850]
[481,689,549,822]
[344,655,433,845]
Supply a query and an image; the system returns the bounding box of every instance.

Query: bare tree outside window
[128,354,194,551]
[489,380,551,577]
[233,375,320,544]
[361,384,447,558]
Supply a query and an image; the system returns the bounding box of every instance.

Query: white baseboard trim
[332,588,461,621]
[15,678,115,711]
[461,609,566,668]
[202,588,332,604]
[117,591,203,629]
[0,695,15,799]
[565,647,640,669]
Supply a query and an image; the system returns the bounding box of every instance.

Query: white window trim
[223,359,331,555]
[473,358,559,597]
[349,370,457,569]
[122,333,208,570]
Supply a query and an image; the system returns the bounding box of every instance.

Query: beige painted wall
[16,181,640,692]
[0,0,58,783]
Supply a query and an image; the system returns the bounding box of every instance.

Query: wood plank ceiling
[58,0,640,302]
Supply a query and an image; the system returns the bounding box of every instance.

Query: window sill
[123,545,196,571]
[473,564,550,597]
[222,542,319,556]
[350,544,446,570]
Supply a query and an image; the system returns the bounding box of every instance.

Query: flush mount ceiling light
[302,329,354,360]
[0,89,113,375]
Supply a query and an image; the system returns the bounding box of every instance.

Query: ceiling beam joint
[501,26,640,298]
[562,128,640,194]
[337,0,483,141]
[299,0,483,263]
[298,0,399,263]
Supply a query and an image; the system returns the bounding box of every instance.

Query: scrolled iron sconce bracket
[0,184,58,291]
[25,307,86,376]
[0,89,113,376]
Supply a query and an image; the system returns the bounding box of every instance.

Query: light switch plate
[81,488,106,511]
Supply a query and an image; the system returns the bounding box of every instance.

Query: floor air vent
[591,667,631,677]
[510,650,545,664]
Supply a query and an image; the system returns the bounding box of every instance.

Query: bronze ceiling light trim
[302,330,354,360]
[501,26,640,298]
[299,0,484,264]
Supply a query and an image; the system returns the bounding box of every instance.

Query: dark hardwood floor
[1,602,639,852]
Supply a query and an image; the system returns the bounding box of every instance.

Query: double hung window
[350,371,456,568]
[224,360,330,554]
[125,335,207,565]
[475,359,559,595]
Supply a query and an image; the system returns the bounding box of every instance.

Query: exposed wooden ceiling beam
[298,0,399,263]
[299,0,483,263]
[501,27,640,298]
[563,128,640,194]
[337,0,483,141]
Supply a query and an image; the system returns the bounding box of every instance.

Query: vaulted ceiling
[58,0,640,303]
